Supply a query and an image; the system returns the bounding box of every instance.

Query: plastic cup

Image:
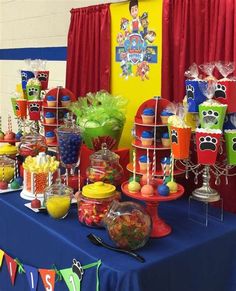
[199,104,227,130]
[195,128,222,165]
[16,99,27,118]
[27,100,42,120]
[26,84,41,100]
[35,70,49,90]
[170,126,191,159]
[21,70,34,90]
[214,80,236,113]
[11,97,17,116]
[185,80,207,112]
[224,130,236,165]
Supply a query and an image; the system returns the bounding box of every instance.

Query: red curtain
[66,4,111,98]
[162,0,236,102]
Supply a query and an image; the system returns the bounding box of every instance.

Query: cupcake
[45,112,56,124]
[161,132,170,147]
[47,95,57,107]
[45,131,56,144]
[61,95,71,107]
[141,108,155,124]
[161,157,171,175]
[160,109,173,124]
[139,155,151,171]
[141,130,154,146]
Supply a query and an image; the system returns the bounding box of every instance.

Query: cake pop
[128,150,141,193]
[158,184,169,196]
[10,180,20,190]
[4,115,15,140]
[166,153,178,193]
[141,149,154,197]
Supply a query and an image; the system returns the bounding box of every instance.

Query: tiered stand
[124,97,185,237]
[122,179,184,238]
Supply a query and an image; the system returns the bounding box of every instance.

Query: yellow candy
[0,166,14,182]
[46,195,71,219]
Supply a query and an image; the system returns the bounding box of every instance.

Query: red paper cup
[27,100,42,120]
[16,99,27,118]
[195,128,222,165]
[35,70,49,90]
[214,80,236,113]
[170,126,192,159]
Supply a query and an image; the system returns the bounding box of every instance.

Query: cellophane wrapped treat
[26,78,42,101]
[214,61,236,113]
[20,59,35,90]
[185,63,207,112]
[33,59,49,90]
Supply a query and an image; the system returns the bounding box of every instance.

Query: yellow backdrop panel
[110,0,162,148]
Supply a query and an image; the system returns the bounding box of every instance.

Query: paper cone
[224,130,236,165]
[26,84,41,100]
[214,80,236,113]
[196,128,222,165]
[35,70,49,90]
[185,80,207,113]
[27,100,42,120]
[16,99,27,118]
[170,126,191,159]
[199,104,227,130]
[21,70,34,90]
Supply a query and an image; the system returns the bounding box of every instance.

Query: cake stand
[121,179,184,238]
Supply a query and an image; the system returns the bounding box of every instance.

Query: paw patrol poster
[110,0,162,147]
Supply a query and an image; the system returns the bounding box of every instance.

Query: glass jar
[44,179,73,219]
[78,181,119,228]
[104,200,152,250]
[18,133,47,157]
[0,156,15,182]
[55,114,82,171]
[86,143,124,186]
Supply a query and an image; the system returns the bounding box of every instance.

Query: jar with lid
[18,133,47,157]
[103,200,151,250]
[78,181,120,228]
[44,178,73,219]
[86,143,124,186]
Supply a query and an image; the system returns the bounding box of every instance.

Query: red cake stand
[121,179,184,238]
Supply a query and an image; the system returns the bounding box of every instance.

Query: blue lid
[161,157,171,164]
[45,112,55,118]
[141,131,153,138]
[47,95,56,101]
[139,155,149,163]
[143,108,155,116]
[46,131,55,137]
[161,109,173,116]
[162,132,169,138]
[61,95,70,101]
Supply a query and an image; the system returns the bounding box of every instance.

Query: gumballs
[10,180,20,190]
[158,184,170,196]
[128,181,141,193]
[141,184,154,197]
[166,181,178,193]
[0,181,8,190]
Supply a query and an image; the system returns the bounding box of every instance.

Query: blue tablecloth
[0,191,236,291]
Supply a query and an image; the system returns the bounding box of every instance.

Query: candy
[46,195,70,219]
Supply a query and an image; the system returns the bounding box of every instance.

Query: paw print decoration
[72,259,84,281]
[171,129,178,143]
[215,84,226,99]
[186,84,194,100]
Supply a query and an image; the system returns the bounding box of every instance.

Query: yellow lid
[82,181,116,199]
[0,144,17,155]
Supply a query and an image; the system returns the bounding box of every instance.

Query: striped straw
[2,164,5,182]
[152,149,156,178]
[133,149,136,181]
[170,152,174,182]
[78,169,81,193]
[163,157,167,184]
[8,115,12,132]
[147,148,150,185]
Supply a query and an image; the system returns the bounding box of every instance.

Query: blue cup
[185,80,207,112]
[21,70,35,90]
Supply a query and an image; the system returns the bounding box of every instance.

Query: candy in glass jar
[104,200,151,250]
[86,143,124,186]
[78,181,120,228]
[18,133,47,157]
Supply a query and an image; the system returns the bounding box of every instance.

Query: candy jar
[18,132,47,157]
[86,143,124,186]
[55,114,82,174]
[78,181,120,228]
[44,178,73,219]
[0,156,15,186]
[104,200,151,250]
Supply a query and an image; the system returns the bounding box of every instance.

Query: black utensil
[87,233,145,263]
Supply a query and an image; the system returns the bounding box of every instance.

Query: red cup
[16,99,27,118]
[214,80,236,113]
[195,129,222,165]
[35,71,49,90]
[27,100,42,120]
[170,126,192,159]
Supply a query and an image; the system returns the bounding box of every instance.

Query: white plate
[0,186,23,194]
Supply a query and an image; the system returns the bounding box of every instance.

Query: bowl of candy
[18,133,47,157]
[104,200,151,250]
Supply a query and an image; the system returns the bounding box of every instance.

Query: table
[0,191,236,291]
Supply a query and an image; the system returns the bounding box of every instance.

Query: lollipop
[128,150,141,193]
